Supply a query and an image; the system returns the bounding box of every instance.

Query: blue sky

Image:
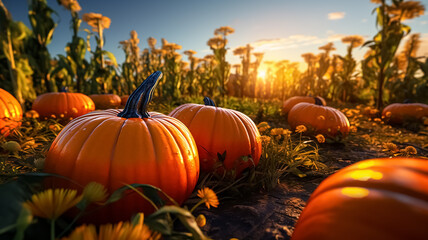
[4,0,428,67]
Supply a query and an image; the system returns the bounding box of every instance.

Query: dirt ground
[192,118,428,240]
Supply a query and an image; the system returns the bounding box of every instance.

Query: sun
[258,70,266,79]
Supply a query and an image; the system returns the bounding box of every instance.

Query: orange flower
[82,13,111,31]
[60,0,81,12]
[295,125,307,133]
[315,134,325,143]
[342,35,364,48]
[197,187,219,209]
[403,146,417,155]
[383,143,398,153]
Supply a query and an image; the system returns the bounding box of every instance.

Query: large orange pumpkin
[169,97,262,176]
[0,88,22,136]
[32,92,95,121]
[288,102,350,137]
[292,157,428,240]
[89,94,121,109]
[282,96,326,115]
[44,72,199,223]
[382,103,428,124]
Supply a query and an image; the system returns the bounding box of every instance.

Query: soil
[191,118,428,240]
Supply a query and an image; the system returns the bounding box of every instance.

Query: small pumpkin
[0,88,23,136]
[32,92,95,121]
[288,102,350,137]
[169,97,262,176]
[292,157,428,240]
[89,94,121,109]
[282,96,326,115]
[120,95,129,107]
[44,72,199,223]
[382,103,428,125]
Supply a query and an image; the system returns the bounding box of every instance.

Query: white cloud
[328,12,345,20]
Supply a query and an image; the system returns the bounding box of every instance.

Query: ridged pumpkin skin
[32,92,95,121]
[288,102,349,137]
[169,99,262,175]
[382,103,428,124]
[89,94,121,109]
[0,88,22,136]
[44,72,199,223]
[292,158,428,240]
[282,96,326,115]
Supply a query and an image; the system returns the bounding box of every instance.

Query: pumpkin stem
[203,97,216,107]
[314,97,324,106]
[117,71,163,118]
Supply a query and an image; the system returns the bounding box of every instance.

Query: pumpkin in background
[288,102,350,137]
[382,103,428,125]
[0,88,22,136]
[44,72,199,223]
[120,95,129,107]
[292,157,428,240]
[282,96,326,115]
[169,97,262,176]
[32,92,95,122]
[89,94,121,109]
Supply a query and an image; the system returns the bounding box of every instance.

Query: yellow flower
[62,213,158,240]
[197,187,219,209]
[342,35,364,48]
[283,129,292,136]
[295,125,307,133]
[316,134,325,143]
[403,146,417,155]
[23,189,83,220]
[383,143,398,153]
[196,214,206,227]
[207,36,227,49]
[214,26,235,36]
[257,122,271,132]
[60,0,81,12]
[260,135,272,145]
[270,128,284,136]
[83,182,108,204]
[82,13,111,30]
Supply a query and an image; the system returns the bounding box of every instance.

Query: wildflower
[23,189,83,220]
[257,122,271,132]
[82,13,111,31]
[342,35,364,48]
[207,36,227,49]
[319,42,336,52]
[82,182,108,204]
[383,143,398,153]
[316,134,325,143]
[214,26,235,36]
[283,129,292,136]
[183,50,197,57]
[270,128,285,136]
[197,187,219,209]
[387,1,425,21]
[63,213,157,240]
[403,146,417,155]
[295,125,307,133]
[60,0,81,12]
[301,53,318,64]
[233,46,247,56]
[260,136,271,145]
[196,214,206,227]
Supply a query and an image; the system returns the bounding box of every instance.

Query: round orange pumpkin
[382,103,428,124]
[120,95,129,106]
[282,96,326,115]
[288,102,350,137]
[44,72,199,223]
[89,94,121,109]
[0,88,22,136]
[292,157,428,240]
[169,97,262,176]
[32,92,95,121]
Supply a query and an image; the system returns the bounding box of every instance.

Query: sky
[4,0,428,69]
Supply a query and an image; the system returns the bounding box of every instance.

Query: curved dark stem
[117,71,163,118]
[314,97,324,106]
[203,97,216,106]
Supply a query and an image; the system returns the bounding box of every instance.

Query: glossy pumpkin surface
[44,72,199,223]
[292,157,428,240]
[282,96,326,115]
[89,94,121,109]
[169,97,262,176]
[382,103,428,124]
[288,102,350,137]
[32,92,95,121]
[0,88,22,136]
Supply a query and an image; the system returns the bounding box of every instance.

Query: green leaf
[106,184,167,207]
[102,50,118,67]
